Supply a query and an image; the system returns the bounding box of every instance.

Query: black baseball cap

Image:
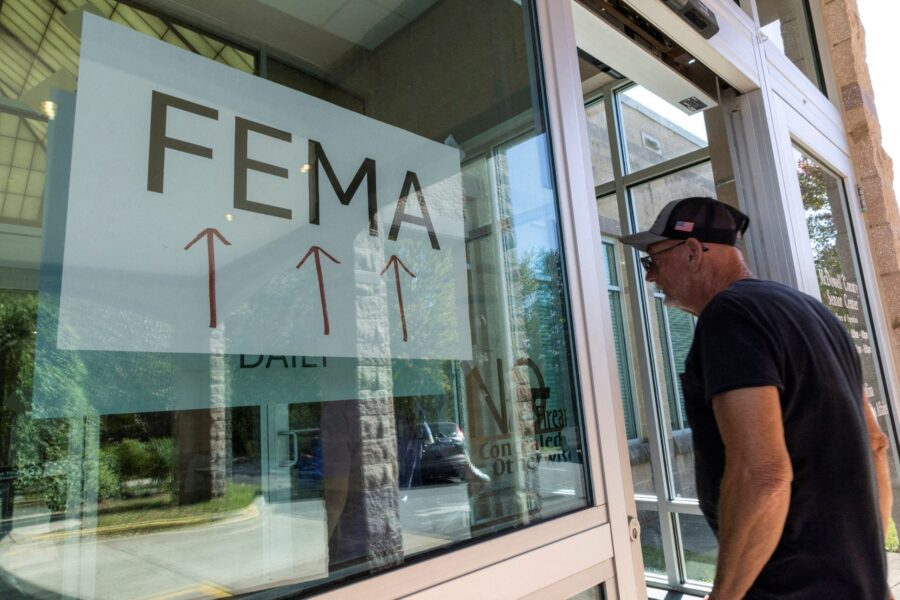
[620,196,750,252]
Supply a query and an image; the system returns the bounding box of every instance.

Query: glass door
[793,147,900,547]
[580,49,722,590]
[0,1,603,597]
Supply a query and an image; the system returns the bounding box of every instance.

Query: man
[620,196,892,599]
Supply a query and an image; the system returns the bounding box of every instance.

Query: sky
[856,0,900,203]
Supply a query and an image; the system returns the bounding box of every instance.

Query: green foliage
[111,437,175,495]
[796,156,841,286]
[40,475,69,512]
[0,292,37,405]
[97,448,123,501]
[145,437,175,485]
[114,438,152,479]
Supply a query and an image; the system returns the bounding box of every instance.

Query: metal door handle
[277,431,299,467]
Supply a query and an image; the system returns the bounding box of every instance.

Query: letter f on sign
[147,91,219,193]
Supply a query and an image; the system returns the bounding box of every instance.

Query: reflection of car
[430,421,465,443]
[420,438,468,483]
[419,424,490,493]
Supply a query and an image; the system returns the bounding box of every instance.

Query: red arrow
[380,255,416,342]
[185,228,231,328]
[297,246,341,335]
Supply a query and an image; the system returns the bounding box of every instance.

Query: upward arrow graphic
[297,246,341,335]
[185,228,231,328]
[380,255,416,342]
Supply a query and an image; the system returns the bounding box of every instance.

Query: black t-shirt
[681,279,887,599]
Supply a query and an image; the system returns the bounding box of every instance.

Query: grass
[642,544,716,583]
[94,482,259,532]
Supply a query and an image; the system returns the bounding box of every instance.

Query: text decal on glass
[56,14,471,360]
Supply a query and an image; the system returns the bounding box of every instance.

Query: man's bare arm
[710,386,793,600]
[863,391,892,536]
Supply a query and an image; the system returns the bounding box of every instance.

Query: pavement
[0,460,585,599]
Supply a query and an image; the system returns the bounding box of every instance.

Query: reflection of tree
[798,157,840,277]
[797,155,900,521]
[516,248,566,377]
[0,293,39,468]
[514,247,575,441]
[0,292,86,511]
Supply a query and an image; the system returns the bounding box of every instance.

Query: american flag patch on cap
[674,221,694,232]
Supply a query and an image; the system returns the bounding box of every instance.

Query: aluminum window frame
[579,59,717,597]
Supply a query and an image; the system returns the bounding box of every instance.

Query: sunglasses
[639,241,687,272]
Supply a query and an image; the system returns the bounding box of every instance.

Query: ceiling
[0,0,256,227]
[256,0,437,50]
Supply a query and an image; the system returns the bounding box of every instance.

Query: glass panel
[0,1,255,229]
[619,86,708,174]
[568,585,605,599]
[794,147,900,535]
[638,507,666,576]
[604,241,636,440]
[585,97,614,188]
[631,162,714,500]
[598,195,657,497]
[677,513,718,584]
[597,192,621,237]
[757,0,824,92]
[0,1,591,598]
[0,115,45,226]
[630,162,715,236]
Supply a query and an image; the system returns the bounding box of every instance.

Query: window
[603,239,638,440]
[619,86,709,174]
[757,0,826,92]
[794,146,900,533]
[0,1,592,597]
[583,75,719,589]
[585,97,615,187]
[0,0,255,229]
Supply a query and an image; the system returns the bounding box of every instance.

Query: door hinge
[857,184,867,212]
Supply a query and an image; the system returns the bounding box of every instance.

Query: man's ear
[685,238,705,270]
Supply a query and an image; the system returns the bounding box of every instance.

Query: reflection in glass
[757,0,824,91]
[795,147,900,533]
[567,585,606,599]
[0,1,591,598]
[677,513,718,584]
[0,114,45,226]
[598,195,657,497]
[630,162,715,230]
[619,86,708,174]
[602,240,654,497]
[585,97,615,188]
[638,508,666,576]
[631,163,712,500]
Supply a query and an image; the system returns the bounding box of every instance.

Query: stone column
[174,326,227,503]
[323,237,402,571]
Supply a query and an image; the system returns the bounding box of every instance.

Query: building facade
[0,0,896,598]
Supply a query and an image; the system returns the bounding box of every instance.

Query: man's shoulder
[706,279,809,312]
[698,279,827,334]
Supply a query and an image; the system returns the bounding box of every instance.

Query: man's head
[620,197,751,314]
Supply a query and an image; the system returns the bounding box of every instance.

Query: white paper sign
[57,15,471,360]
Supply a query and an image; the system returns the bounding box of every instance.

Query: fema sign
[57,15,471,360]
